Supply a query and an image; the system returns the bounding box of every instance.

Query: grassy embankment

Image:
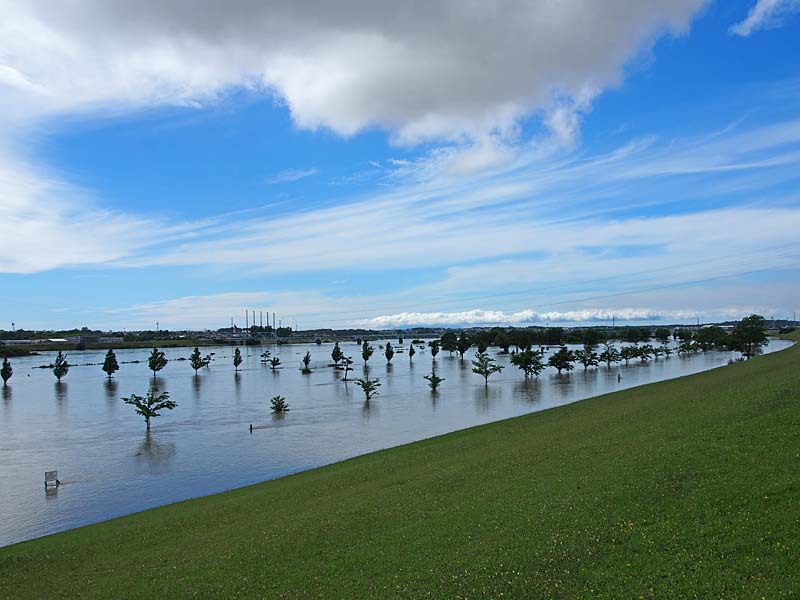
[1,331,798,598]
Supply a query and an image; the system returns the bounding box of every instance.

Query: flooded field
[0,338,791,546]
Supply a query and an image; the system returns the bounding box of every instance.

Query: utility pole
[245,311,249,329]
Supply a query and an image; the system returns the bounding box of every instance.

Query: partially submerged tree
[599,343,620,368]
[301,351,312,373]
[147,348,167,379]
[233,348,243,372]
[424,371,445,391]
[428,340,441,360]
[654,327,671,343]
[269,357,281,371]
[342,356,354,381]
[361,340,374,365]
[637,344,656,362]
[510,349,545,379]
[729,314,768,359]
[53,351,69,381]
[355,377,381,402]
[384,342,394,363]
[331,342,344,367]
[619,345,637,364]
[189,347,206,374]
[270,395,290,413]
[574,344,599,370]
[102,349,119,380]
[471,351,503,385]
[547,346,575,374]
[408,345,416,362]
[457,331,471,360]
[1,358,11,386]
[122,390,177,431]
[440,332,458,355]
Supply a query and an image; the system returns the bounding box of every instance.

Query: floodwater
[0,338,792,546]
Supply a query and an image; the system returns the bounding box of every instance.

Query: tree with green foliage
[476,339,488,353]
[408,345,416,362]
[102,349,119,380]
[599,343,620,368]
[574,344,599,370]
[190,347,205,374]
[233,348,243,372]
[270,395,290,413]
[355,377,381,402]
[619,345,637,364]
[654,328,671,343]
[495,333,511,354]
[547,346,575,374]
[331,342,344,367]
[637,344,656,362]
[361,340,374,365]
[440,332,458,355]
[269,357,281,371]
[342,356,353,381]
[260,350,271,363]
[510,349,545,379]
[147,348,167,379]
[301,351,312,373]
[1,357,12,386]
[428,340,440,360]
[457,331,471,360]
[53,351,69,381]
[729,314,768,359]
[471,351,503,385]
[384,342,394,363]
[695,326,729,352]
[122,390,177,431]
[424,371,445,391]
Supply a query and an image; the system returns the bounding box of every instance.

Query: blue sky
[1,0,799,330]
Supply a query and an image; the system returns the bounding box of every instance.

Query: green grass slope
[2,341,798,599]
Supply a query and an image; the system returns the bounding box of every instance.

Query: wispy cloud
[263,168,319,185]
[730,0,800,36]
[365,308,701,328]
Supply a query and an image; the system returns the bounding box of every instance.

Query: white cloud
[0,145,197,273]
[365,308,699,328]
[730,0,800,36]
[0,1,705,142]
[263,168,318,185]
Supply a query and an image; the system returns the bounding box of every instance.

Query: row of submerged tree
[0,316,771,388]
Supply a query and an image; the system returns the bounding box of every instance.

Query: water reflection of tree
[473,384,500,414]
[2,384,11,404]
[192,374,202,400]
[150,377,166,393]
[54,381,68,403]
[552,373,573,400]
[513,378,541,404]
[361,400,377,420]
[234,371,242,401]
[104,379,118,408]
[134,431,176,472]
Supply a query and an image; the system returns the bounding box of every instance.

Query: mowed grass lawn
[2,333,798,599]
